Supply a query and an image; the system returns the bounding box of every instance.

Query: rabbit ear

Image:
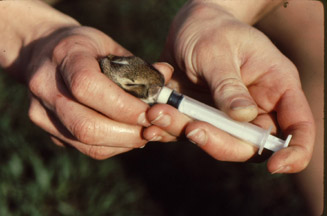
[111,59,130,65]
[107,55,132,65]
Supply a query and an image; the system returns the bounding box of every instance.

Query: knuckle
[52,39,68,64]
[215,77,247,94]
[213,77,248,102]
[28,73,45,97]
[71,117,97,144]
[53,35,87,63]
[193,38,211,57]
[28,106,39,125]
[70,71,99,101]
[28,99,43,125]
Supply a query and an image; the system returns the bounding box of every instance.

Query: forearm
[0,0,79,71]
[189,0,283,24]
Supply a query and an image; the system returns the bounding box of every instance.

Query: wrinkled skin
[21,26,173,159]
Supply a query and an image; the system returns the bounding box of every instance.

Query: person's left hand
[13,26,173,159]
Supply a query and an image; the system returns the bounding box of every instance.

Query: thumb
[203,57,258,122]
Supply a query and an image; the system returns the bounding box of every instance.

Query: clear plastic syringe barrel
[179,95,290,152]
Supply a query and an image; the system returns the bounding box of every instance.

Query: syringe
[157,87,292,154]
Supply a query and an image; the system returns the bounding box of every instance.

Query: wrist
[188,0,283,24]
[0,1,79,71]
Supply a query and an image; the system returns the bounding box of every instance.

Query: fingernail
[186,128,207,146]
[149,136,162,142]
[138,112,151,127]
[230,99,256,110]
[151,113,171,127]
[271,166,291,174]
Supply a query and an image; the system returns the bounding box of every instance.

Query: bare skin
[144,0,315,174]
[0,1,173,159]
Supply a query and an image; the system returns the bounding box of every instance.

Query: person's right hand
[143,1,315,173]
[16,26,172,159]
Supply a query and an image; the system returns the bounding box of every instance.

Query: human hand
[143,1,315,173]
[14,26,173,159]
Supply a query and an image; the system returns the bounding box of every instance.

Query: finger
[152,62,174,84]
[143,125,177,142]
[267,88,315,173]
[50,136,66,147]
[251,112,279,135]
[51,131,133,160]
[70,142,133,160]
[29,97,134,159]
[29,96,141,154]
[146,104,192,137]
[53,94,146,148]
[29,96,73,140]
[58,53,151,126]
[185,121,257,161]
[200,53,258,122]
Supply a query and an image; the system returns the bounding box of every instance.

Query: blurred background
[0,0,312,215]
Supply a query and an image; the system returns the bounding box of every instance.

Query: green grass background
[0,0,311,215]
